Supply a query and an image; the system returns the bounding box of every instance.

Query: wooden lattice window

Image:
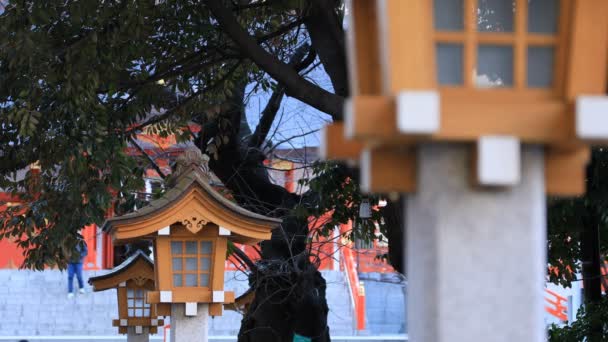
[433,0,565,91]
[170,240,213,288]
[127,288,150,317]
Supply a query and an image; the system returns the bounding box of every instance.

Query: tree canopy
[0,1,391,340]
[2,1,605,340]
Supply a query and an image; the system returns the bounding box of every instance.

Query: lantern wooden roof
[89,250,154,291]
[103,149,281,245]
[321,0,608,196]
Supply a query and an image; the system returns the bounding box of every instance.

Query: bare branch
[127,61,242,133]
[255,18,306,43]
[128,136,167,180]
[205,1,344,120]
[248,88,285,148]
[268,129,320,154]
[248,45,316,149]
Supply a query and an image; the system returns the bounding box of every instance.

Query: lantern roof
[88,250,154,291]
[103,149,281,244]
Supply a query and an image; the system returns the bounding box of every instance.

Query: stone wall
[0,269,355,338]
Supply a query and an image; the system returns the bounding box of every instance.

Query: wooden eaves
[102,164,282,245]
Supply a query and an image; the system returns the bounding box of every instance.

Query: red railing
[342,247,366,330]
[163,324,170,342]
[545,288,568,321]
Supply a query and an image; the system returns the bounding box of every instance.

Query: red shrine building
[0,131,392,274]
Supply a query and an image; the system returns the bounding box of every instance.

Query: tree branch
[304,0,348,97]
[255,18,305,43]
[248,44,315,149]
[205,1,344,120]
[128,136,167,180]
[126,61,242,133]
[248,88,285,149]
[232,0,278,11]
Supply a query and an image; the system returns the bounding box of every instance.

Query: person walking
[65,238,88,298]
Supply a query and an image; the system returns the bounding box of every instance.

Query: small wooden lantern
[321,0,608,195]
[88,250,164,334]
[103,149,281,316]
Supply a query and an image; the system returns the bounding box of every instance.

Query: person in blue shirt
[65,238,88,298]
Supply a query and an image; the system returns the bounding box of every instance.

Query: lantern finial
[172,148,210,179]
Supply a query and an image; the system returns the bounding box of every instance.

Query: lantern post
[103,149,281,341]
[321,0,608,341]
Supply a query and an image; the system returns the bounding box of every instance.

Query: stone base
[127,326,149,342]
[406,145,546,342]
[171,303,209,342]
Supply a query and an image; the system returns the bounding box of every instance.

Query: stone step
[0,269,357,336]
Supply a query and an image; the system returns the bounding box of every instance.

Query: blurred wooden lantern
[321,0,608,195]
[88,250,164,335]
[103,149,281,317]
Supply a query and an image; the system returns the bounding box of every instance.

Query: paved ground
[0,269,357,338]
[0,338,407,342]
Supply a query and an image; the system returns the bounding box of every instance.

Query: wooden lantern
[103,149,281,317]
[321,0,608,195]
[88,250,164,334]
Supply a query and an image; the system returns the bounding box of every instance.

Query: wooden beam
[347,95,573,144]
[209,303,224,316]
[376,0,436,93]
[545,146,590,196]
[111,317,162,327]
[319,122,363,160]
[346,0,382,95]
[565,0,608,100]
[147,290,235,304]
[156,303,171,316]
[360,146,416,193]
[211,238,227,292]
[345,95,417,143]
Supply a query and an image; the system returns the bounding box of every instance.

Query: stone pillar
[406,145,546,342]
[127,327,149,342]
[170,303,209,342]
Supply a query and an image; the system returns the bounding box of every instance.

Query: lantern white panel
[135,326,143,334]
[434,0,464,31]
[396,91,440,135]
[477,0,514,32]
[213,291,225,303]
[477,136,521,186]
[160,290,172,303]
[343,99,355,138]
[576,96,608,140]
[120,319,128,327]
[437,44,464,85]
[476,46,514,88]
[528,0,559,33]
[185,302,197,316]
[359,148,372,194]
[527,47,555,88]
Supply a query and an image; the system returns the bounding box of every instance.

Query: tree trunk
[383,197,405,274]
[195,76,330,341]
[581,206,602,341]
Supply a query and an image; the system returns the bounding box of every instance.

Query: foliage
[0,0,348,339]
[296,161,385,245]
[548,295,608,342]
[547,148,608,287]
[0,0,315,268]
